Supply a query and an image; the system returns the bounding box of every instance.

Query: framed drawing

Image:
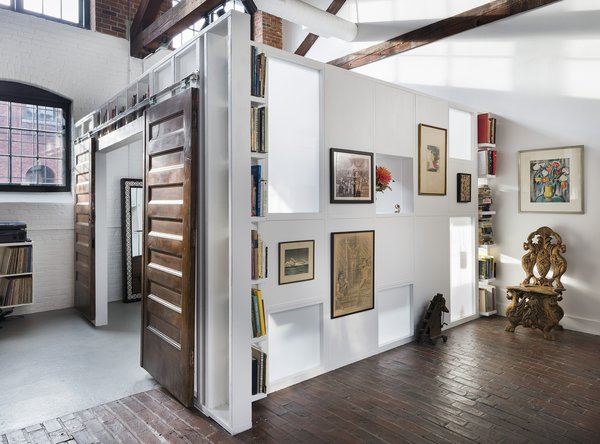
[518,146,584,213]
[279,240,315,285]
[331,230,374,319]
[330,148,374,203]
[457,173,471,203]
[418,124,447,195]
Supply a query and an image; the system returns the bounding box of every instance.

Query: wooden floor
[3,316,600,443]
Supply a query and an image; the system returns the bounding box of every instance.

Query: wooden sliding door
[141,88,198,407]
[74,138,96,322]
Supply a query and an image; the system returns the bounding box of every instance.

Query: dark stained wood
[130,0,166,42]
[141,88,198,407]
[131,0,223,57]
[5,317,600,442]
[74,138,95,323]
[329,0,563,69]
[295,0,348,56]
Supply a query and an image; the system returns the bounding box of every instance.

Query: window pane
[44,0,61,18]
[0,101,8,127]
[0,155,9,183]
[38,132,63,158]
[38,106,63,132]
[11,130,37,156]
[38,158,61,184]
[62,0,79,23]
[449,216,476,322]
[11,103,37,130]
[0,129,8,155]
[23,0,43,14]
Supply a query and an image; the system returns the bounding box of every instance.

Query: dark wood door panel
[142,88,198,407]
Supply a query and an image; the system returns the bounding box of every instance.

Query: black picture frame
[331,230,375,319]
[457,173,471,203]
[330,148,374,203]
[278,240,315,285]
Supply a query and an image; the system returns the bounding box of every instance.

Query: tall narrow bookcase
[477,113,497,316]
[250,45,268,402]
[0,241,34,321]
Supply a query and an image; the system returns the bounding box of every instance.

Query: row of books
[251,288,267,338]
[251,46,267,98]
[0,276,32,307]
[479,220,494,245]
[479,256,496,280]
[479,287,496,313]
[251,229,268,280]
[0,246,32,276]
[477,113,497,144]
[478,149,497,176]
[251,346,267,395]
[478,185,492,210]
[251,106,268,153]
[251,165,268,217]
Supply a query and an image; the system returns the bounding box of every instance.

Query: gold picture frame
[331,230,374,319]
[278,240,315,285]
[418,124,447,195]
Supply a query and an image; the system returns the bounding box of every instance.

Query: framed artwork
[518,146,584,213]
[457,173,471,203]
[418,124,447,195]
[331,230,374,319]
[279,240,315,285]
[330,148,374,203]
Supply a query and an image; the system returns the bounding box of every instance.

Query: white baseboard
[561,315,600,336]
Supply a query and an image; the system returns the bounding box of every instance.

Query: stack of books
[251,347,267,395]
[251,165,268,217]
[251,47,267,98]
[251,288,266,338]
[250,106,267,153]
[251,229,267,280]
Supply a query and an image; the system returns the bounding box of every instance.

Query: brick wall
[253,11,283,49]
[93,0,172,40]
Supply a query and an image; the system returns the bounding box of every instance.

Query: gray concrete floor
[0,302,158,435]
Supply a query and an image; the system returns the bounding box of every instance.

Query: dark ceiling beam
[131,0,224,57]
[130,0,165,40]
[295,0,347,56]
[329,0,562,70]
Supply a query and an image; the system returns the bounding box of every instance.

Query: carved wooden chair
[505,226,567,340]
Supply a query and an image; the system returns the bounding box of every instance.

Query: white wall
[0,8,143,314]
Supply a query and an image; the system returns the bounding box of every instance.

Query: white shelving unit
[0,241,34,318]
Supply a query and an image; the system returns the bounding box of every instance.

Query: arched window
[0,81,71,192]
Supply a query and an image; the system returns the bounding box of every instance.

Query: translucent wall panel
[378,285,412,346]
[268,58,320,213]
[449,217,476,322]
[449,108,472,160]
[268,304,321,383]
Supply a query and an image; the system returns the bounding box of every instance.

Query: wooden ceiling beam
[130,0,165,40]
[329,0,562,70]
[295,0,347,57]
[131,0,224,57]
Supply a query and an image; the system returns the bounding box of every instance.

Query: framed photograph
[457,173,471,203]
[279,240,315,285]
[518,146,584,213]
[330,148,374,203]
[418,124,447,195]
[331,230,374,319]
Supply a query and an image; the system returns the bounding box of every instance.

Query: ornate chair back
[520,226,567,290]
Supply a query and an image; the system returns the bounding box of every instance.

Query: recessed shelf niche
[375,154,414,215]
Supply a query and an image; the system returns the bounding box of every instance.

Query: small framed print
[457,173,471,203]
[418,124,447,195]
[278,240,315,285]
[331,230,374,319]
[330,148,374,203]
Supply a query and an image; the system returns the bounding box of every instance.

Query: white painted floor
[0,302,158,434]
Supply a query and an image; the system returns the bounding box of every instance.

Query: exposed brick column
[92,0,171,40]
[252,11,283,50]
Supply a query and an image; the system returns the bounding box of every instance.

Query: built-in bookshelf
[250,45,268,402]
[477,112,497,316]
[0,242,34,316]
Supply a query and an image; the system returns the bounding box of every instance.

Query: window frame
[0,81,72,193]
[0,0,89,29]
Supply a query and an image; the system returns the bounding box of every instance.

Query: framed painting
[518,146,584,213]
[457,173,471,203]
[418,124,447,195]
[279,240,315,285]
[331,230,374,319]
[330,148,374,203]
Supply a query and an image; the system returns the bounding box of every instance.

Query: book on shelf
[250,106,268,153]
[479,287,496,312]
[0,245,32,275]
[251,165,267,217]
[251,357,258,395]
[477,113,497,145]
[251,287,267,337]
[251,229,268,280]
[478,148,496,176]
[479,255,496,280]
[251,346,267,394]
[251,46,267,98]
[0,275,32,307]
